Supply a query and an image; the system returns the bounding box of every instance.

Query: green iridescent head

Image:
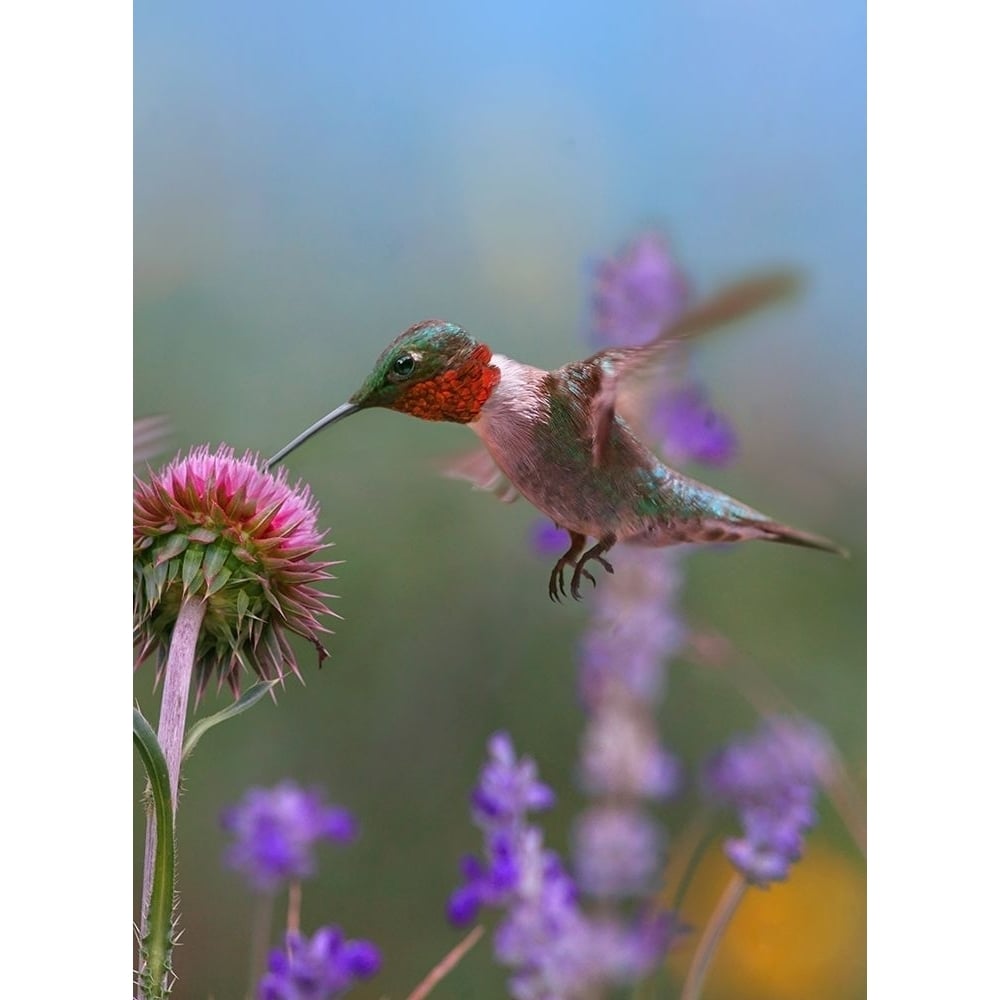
[266,320,498,468]
[347,320,478,411]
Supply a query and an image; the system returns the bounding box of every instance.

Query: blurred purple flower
[577,547,687,709]
[449,734,556,925]
[222,782,358,891]
[471,732,555,828]
[591,233,691,347]
[530,520,568,557]
[590,911,689,985]
[703,717,833,885]
[258,926,380,1000]
[572,806,662,899]
[450,733,680,998]
[578,707,682,801]
[652,383,739,467]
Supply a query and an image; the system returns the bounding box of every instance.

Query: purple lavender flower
[577,547,687,709]
[258,926,380,1000]
[651,383,739,467]
[589,911,688,985]
[578,707,682,801]
[572,806,662,900]
[591,233,691,347]
[703,717,833,885]
[449,734,555,924]
[470,732,556,827]
[450,733,679,998]
[222,782,358,891]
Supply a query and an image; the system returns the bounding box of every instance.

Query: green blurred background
[134,2,865,997]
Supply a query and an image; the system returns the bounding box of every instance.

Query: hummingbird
[266,271,844,601]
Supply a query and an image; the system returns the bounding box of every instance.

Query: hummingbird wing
[439,447,522,503]
[133,415,173,466]
[587,270,801,464]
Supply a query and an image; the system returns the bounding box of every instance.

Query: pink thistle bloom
[134,444,336,694]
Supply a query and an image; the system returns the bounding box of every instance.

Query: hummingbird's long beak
[265,402,360,468]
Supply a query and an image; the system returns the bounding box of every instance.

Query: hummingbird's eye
[390,354,416,381]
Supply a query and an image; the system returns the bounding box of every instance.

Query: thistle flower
[703,717,833,886]
[258,925,380,1000]
[134,445,335,694]
[222,782,358,892]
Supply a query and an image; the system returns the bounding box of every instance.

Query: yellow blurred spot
[670,842,865,1000]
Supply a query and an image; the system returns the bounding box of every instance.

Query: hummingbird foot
[548,530,587,603]
[569,535,616,601]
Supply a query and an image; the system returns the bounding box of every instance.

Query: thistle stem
[139,595,206,994]
[134,710,176,1000]
[157,596,207,806]
[679,874,748,1000]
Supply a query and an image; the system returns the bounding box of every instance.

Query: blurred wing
[133,415,173,466]
[588,270,801,464]
[440,447,522,503]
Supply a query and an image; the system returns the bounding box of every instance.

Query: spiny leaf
[182,680,278,763]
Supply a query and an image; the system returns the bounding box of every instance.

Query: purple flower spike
[470,732,555,828]
[449,733,682,997]
[703,717,832,886]
[222,782,358,891]
[579,706,683,801]
[591,233,691,347]
[590,911,689,984]
[258,926,380,1000]
[572,806,662,900]
[652,383,739,468]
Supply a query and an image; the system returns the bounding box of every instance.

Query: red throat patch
[395,344,501,423]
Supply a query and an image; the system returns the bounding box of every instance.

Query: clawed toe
[567,536,616,601]
[547,533,616,602]
[570,565,596,601]
[548,529,587,603]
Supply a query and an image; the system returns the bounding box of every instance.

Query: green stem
[134,709,175,1000]
[246,893,275,1000]
[679,874,748,1000]
[670,811,720,914]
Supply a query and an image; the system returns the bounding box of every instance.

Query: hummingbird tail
[750,520,848,558]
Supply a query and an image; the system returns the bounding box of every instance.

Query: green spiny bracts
[134,445,336,695]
